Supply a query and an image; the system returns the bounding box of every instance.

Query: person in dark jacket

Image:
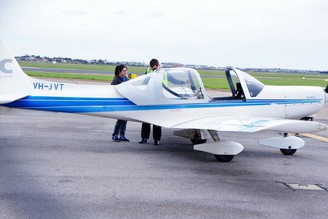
[111,64,129,142]
[139,59,162,145]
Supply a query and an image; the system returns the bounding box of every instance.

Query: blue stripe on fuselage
[0,96,323,113]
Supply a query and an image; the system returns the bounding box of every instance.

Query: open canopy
[116,68,211,105]
[115,67,266,105]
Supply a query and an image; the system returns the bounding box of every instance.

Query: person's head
[149,58,160,70]
[114,65,120,76]
[115,64,128,77]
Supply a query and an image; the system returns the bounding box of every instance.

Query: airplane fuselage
[2,76,325,129]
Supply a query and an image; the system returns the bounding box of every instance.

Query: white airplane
[1,38,328,162]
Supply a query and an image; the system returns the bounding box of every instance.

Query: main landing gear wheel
[214,155,234,162]
[280,148,297,155]
[191,132,207,145]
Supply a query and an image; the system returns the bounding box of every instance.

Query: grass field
[20,61,328,90]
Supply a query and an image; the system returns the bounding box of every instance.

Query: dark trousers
[112,120,127,137]
[141,123,161,141]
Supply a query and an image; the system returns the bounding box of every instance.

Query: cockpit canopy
[116,68,210,105]
[226,68,264,98]
[116,67,265,105]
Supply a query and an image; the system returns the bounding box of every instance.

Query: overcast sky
[1,0,328,70]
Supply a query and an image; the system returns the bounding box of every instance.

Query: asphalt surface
[0,106,328,218]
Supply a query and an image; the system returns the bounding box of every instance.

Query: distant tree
[97,59,105,64]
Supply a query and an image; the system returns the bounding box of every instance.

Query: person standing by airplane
[111,65,129,142]
[139,58,162,145]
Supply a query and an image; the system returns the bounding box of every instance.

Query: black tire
[190,131,207,145]
[214,155,234,162]
[280,148,297,155]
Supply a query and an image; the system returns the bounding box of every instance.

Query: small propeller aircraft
[1,38,328,162]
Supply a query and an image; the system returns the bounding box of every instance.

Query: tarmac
[0,80,328,218]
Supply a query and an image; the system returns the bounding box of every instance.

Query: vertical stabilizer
[0,37,30,104]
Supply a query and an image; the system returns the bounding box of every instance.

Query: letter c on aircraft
[0,59,13,74]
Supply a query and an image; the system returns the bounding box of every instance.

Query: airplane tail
[0,37,30,104]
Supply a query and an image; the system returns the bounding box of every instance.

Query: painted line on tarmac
[301,133,328,143]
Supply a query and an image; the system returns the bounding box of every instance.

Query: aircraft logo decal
[0,59,13,74]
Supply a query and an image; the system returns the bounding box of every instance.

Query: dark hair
[149,59,159,68]
[115,64,127,76]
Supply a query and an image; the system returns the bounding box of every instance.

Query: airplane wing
[169,116,328,133]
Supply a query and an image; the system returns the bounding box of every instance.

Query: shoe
[112,135,120,141]
[120,136,129,142]
[139,138,147,144]
[154,140,160,145]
